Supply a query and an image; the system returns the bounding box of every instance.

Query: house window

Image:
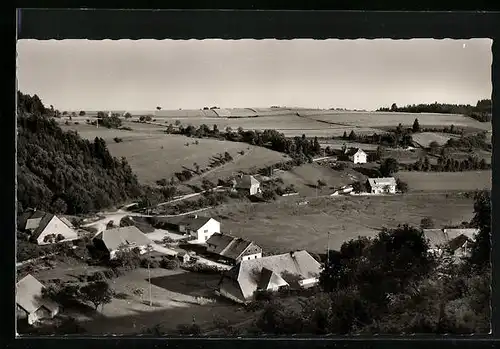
[204,229,208,233]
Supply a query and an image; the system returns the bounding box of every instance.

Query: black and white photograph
[15,38,492,336]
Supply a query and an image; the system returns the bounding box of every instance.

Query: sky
[17,39,492,112]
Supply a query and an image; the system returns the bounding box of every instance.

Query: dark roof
[179,216,213,231]
[235,175,260,189]
[345,148,365,156]
[223,238,255,260]
[31,213,56,239]
[207,233,236,253]
[448,234,472,252]
[207,233,259,260]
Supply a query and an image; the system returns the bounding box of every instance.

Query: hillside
[17,92,143,215]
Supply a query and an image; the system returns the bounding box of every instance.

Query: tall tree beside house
[391,103,398,112]
[379,157,399,177]
[79,111,86,116]
[467,190,491,270]
[313,137,321,154]
[412,118,421,133]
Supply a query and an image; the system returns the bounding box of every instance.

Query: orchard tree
[80,281,113,310]
[412,118,421,133]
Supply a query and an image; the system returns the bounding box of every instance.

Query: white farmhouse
[20,210,78,245]
[177,215,221,243]
[366,177,397,194]
[345,148,367,164]
[233,175,261,196]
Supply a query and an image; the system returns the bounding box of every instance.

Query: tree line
[377,99,492,123]
[405,155,490,172]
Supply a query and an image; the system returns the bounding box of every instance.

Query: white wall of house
[190,219,220,243]
[249,184,261,196]
[351,152,367,164]
[37,216,78,245]
[240,252,262,261]
[370,185,396,194]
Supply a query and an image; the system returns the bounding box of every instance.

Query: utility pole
[326,231,330,266]
[148,262,152,307]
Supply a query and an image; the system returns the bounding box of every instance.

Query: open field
[396,170,491,192]
[208,193,477,254]
[59,122,286,185]
[153,115,385,137]
[275,162,365,196]
[27,262,248,335]
[80,267,247,334]
[301,111,492,130]
[447,149,492,164]
[412,132,458,147]
[185,146,290,186]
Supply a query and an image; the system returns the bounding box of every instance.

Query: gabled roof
[207,233,236,253]
[257,267,289,290]
[179,216,214,231]
[367,177,397,188]
[206,233,259,260]
[16,274,58,314]
[345,148,366,156]
[94,226,152,251]
[222,250,322,301]
[448,234,472,252]
[31,213,56,239]
[422,228,477,250]
[235,175,260,189]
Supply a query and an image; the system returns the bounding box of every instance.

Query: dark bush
[113,137,123,143]
[161,257,180,270]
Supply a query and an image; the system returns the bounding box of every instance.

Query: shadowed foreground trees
[252,193,491,335]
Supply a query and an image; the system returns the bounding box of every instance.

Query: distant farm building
[160,215,221,243]
[366,177,397,194]
[423,228,478,258]
[19,209,78,245]
[217,250,322,304]
[233,175,261,196]
[93,226,153,259]
[177,251,191,264]
[344,148,367,164]
[16,274,59,325]
[206,233,262,264]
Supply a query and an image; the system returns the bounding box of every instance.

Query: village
[15,38,492,336]
[16,143,482,335]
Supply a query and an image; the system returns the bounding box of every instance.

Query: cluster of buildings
[16,205,479,325]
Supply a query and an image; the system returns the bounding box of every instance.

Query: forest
[17,92,143,215]
[377,99,492,122]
